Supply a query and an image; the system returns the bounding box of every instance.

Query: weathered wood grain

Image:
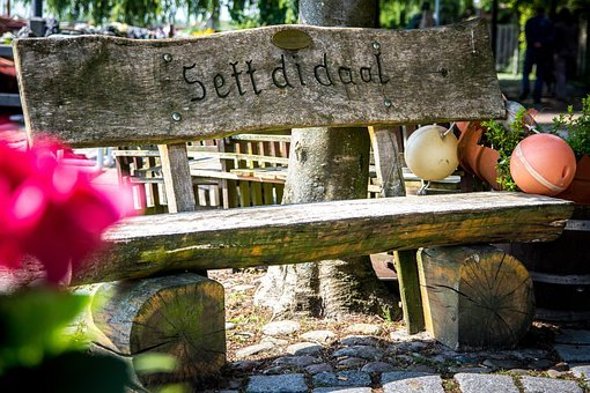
[91,273,225,383]
[417,245,534,350]
[71,192,572,285]
[368,126,405,197]
[158,143,196,213]
[14,19,503,148]
[394,250,425,334]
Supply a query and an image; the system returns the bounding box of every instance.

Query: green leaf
[0,289,89,371]
[0,351,131,393]
[156,383,189,393]
[133,352,178,374]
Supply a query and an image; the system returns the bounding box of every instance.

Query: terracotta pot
[457,121,501,190]
[557,155,590,204]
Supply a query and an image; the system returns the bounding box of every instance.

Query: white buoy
[404,125,459,181]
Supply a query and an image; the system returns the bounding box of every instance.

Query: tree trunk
[254,0,400,319]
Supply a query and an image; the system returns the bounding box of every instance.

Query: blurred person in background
[520,6,554,104]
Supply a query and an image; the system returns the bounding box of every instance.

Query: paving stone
[482,358,522,370]
[405,341,429,352]
[405,364,437,373]
[306,363,335,374]
[226,378,244,389]
[262,365,293,374]
[332,345,384,361]
[229,360,260,372]
[387,341,431,356]
[520,376,583,393]
[312,388,372,393]
[262,320,301,336]
[455,373,519,393]
[505,349,550,360]
[554,344,590,363]
[528,358,554,370]
[389,330,432,342]
[302,330,337,344]
[273,355,321,367]
[546,369,564,378]
[236,342,274,358]
[452,354,480,365]
[312,371,372,387]
[346,323,383,335]
[451,367,490,374]
[360,361,395,373]
[381,371,444,393]
[246,374,308,393]
[337,357,367,369]
[555,330,590,345]
[286,342,324,356]
[571,364,590,381]
[392,354,414,365]
[261,336,289,346]
[340,335,379,346]
[552,362,569,371]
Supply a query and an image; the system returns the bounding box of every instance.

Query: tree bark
[255,0,399,319]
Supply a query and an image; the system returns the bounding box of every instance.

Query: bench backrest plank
[14,19,503,147]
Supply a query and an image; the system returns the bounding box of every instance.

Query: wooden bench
[13,19,574,386]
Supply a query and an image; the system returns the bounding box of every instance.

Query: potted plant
[553,95,590,204]
[457,101,536,191]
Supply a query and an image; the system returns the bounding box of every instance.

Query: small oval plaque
[272,29,312,51]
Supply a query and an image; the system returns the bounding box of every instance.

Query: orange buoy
[510,133,577,196]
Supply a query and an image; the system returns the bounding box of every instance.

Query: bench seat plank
[14,19,503,147]
[73,192,573,285]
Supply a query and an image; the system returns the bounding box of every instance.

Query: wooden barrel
[502,205,590,321]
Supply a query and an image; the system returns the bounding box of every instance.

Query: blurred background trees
[2,0,588,32]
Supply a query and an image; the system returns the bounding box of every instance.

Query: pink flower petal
[9,182,47,231]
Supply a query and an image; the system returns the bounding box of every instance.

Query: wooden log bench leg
[90,273,225,387]
[417,245,535,350]
[394,250,425,334]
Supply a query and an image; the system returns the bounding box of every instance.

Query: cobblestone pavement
[202,324,590,393]
[198,270,590,393]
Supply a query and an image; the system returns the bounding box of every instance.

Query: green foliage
[229,0,298,28]
[553,95,590,157]
[0,288,187,392]
[0,289,88,372]
[44,0,163,25]
[379,0,474,29]
[134,352,178,374]
[0,289,132,392]
[482,108,529,191]
[0,350,131,392]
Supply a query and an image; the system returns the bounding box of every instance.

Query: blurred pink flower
[0,138,135,284]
